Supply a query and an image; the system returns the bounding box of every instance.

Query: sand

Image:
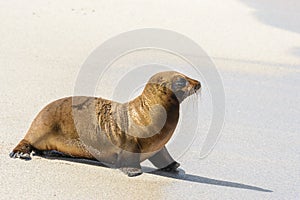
[0,0,299,199]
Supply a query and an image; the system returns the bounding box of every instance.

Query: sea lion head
[147,71,201,103]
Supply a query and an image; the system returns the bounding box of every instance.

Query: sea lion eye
[177,77,187,87]
[172,77,187,91]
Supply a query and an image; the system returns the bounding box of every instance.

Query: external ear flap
[172,77,187,91]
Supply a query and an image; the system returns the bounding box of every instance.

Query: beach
[0,0,299,199]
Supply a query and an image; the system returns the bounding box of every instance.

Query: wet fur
[10,71,201,176]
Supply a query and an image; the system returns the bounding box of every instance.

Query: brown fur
[10,71,200,175]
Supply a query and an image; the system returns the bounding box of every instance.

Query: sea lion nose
[195,82,201,90]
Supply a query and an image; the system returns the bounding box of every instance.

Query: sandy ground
[0,0,300,199]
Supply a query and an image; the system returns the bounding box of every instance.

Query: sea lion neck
[127,83,180,128]
[127,83,180,153]
[139,83,180,109]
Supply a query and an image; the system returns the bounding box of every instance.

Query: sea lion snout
[184,77,201,100]
[194,81,201,91]
[186,77,201,92]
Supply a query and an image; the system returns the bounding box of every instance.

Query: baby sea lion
[10,71,201,177]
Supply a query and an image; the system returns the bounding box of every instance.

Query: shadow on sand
[35,154,272,193]
[147,168,272,192]
[240,0,300,34]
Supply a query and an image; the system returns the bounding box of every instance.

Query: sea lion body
[10,71,201,176]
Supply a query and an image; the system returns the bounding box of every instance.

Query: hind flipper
[9,139,33,160]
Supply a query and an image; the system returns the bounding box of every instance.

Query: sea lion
[9,71,201,176]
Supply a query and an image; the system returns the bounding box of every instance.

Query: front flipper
[159,161,180,172]
[117,150,143,177]
[148,146,180,172]
[119,167,142,177]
